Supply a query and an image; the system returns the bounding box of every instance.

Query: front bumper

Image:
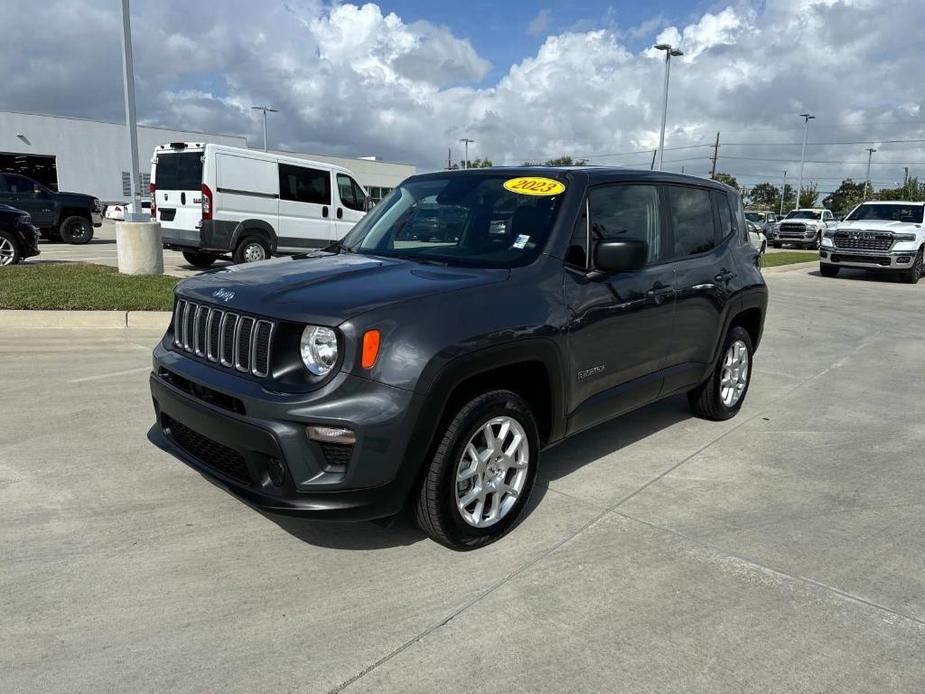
[149,343,422,520]
[18,225,40,258]
[820,246,917,269]
[91,211,102,227]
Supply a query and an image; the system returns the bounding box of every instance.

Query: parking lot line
[69,366,152,383]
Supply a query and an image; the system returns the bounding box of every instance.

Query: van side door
[276,163,334,251]
[333,173,368,238]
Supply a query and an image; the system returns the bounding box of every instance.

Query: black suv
[149,169,767,549]
[0,173,102,244]
[0,204,40,266]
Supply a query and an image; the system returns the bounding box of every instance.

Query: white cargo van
[150,143,370,267]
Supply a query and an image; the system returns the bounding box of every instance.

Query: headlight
[300,325,338,376]
[93,199,102,212]
[894,233,917,241]
[823,229,836,238]
[18,213,31,225]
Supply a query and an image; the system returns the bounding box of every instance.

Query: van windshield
[340,174,566,268]
[155,151,203,191]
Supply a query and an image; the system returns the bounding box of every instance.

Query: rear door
[333,173,368,238]
[154,149,203,232]
[276,163,334,251]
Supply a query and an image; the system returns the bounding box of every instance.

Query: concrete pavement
[1,266,923,692]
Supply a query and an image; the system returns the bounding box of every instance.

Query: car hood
[176,252,510,325]
[837,220,923,233]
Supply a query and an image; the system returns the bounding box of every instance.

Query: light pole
[119,0,145,222]
[654,43,683,171]
[251,106,278,151]
[864,148,877,201]
[459,138,475,168]
[795,113,815,210]
[780,169,787,216]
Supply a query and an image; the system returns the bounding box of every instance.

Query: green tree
[713,172,739,190]
[524,155,590,166]
[450,158,493,170]
[876,177,925,201]
[780,184,796,213]
[747,182,780,209]
[822,179,866,214]
[798,181,819,208]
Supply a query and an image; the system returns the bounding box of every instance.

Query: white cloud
[527,9,552,37]
[2,0,925,191]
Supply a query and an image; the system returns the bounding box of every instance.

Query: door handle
[646,284,674,305]
[715,268,736,284]
[337,208,343,219]
[322,206,329,218]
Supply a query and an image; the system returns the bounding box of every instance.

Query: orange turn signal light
[362,330,381,369]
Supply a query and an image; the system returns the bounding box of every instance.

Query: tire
[760,241,767,255]
[811,234,821,251]
[0,230,22,266]
[820,264,839,278]
[687,326,754,421]
[233,236,270,264]
[59,215,94,245]
[182,250,218,268]
[771,241,782,249]
[900,247,923,284]
[415,390,539,551]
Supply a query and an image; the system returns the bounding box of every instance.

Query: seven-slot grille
[834,231,893,252]
[173,298,274,377]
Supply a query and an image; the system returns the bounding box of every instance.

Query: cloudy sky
[3,0,924,194]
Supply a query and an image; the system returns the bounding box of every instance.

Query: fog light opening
[306,425,356,445]
[267,457,287,487]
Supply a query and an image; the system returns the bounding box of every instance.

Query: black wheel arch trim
[231,219,278,254]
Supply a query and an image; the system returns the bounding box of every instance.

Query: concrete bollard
[115,221,164,275]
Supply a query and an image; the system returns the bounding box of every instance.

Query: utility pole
[654,44,684,171]
[459,138,475,168]
[251,106,278,151]
[780,169,787,216]
[796,113,815,210]
[447,147,452,169]
[864,148,877,201]
[710,131,720,179]
[119,0,145,222]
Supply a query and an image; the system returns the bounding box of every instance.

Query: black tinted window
[667,186,717,257]
[588,185,662,262]
[5,175,35,194]
[279,164,330,205]
[337,174,366,211]
[154,152,202,190]
[713,191,737,241]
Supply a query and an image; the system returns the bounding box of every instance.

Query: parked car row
[0,173,101,244]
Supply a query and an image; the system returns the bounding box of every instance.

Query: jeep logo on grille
[212,288,235,302]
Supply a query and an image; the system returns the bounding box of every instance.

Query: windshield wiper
[323,240,354,254]
[387,254,448,266]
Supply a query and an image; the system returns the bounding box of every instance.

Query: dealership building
[0,111,415,204]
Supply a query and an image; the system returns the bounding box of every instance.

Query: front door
[564,182,676,434]
[333,173,368,238]
[1,174,55,227]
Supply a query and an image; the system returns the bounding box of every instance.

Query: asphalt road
[2,267,924,692]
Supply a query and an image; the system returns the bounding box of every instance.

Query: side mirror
[593,239,648,274]
[33,185,43,197]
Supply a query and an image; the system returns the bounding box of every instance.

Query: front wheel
[233,236,270,264]
[59,216,94,245]
[415,390,539,550]
[0,231,22,266]
[182,250,219,268]
[900,248,923,284]
[688,326,754,421]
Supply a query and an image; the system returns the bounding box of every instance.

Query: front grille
[834,231,893,251]
[162,414,252,485]
[319,442,354,468]
[174,299,274,377]
[778,223,806,233]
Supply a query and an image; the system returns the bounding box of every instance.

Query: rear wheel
[415,390,539,550]
[59,216,93,245]
[0,231,22,266]
[233,236,270,264]
[688,326,754,421]
[900,248,923,284]
[182,250,219,268]
[820,264,839,278]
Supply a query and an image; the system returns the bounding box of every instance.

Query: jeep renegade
[149,168,768,550]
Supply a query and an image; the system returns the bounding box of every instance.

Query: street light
[459,138,475,168]
[654,43,683,171]
[119,0,146,222]
[864,148,877,201]
[795,113,816,210]
[251,106,278,151]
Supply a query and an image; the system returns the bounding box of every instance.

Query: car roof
[408,166,735,192]
[858,200,924,206]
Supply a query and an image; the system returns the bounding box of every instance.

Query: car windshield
[845,204,924,223]
[341,173,566,268]
[786,210,821,220]
[745,212,762,222]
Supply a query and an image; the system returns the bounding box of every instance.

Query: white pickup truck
[819,201,924,283]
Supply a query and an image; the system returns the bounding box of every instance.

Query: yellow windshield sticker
[503,177,566,196]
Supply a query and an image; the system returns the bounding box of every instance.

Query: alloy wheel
[455,416,530,528]
[720,339,749,408]
[0,237,15,265]
[69,221,90,242]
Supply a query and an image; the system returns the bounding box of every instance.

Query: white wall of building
[0,111,416,203]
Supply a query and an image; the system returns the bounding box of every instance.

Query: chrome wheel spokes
[0,237,15,266]
[720,339,749,407]
[455,416,529,528]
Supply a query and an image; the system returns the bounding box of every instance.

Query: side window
[730,191,748,242]
[666,185,717,257]
[278,164,330,205]
[0,175,8,194]
[713,191,734,241]
[337,174,366,211]
[588,184,662,264]
[5,175,35,195]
